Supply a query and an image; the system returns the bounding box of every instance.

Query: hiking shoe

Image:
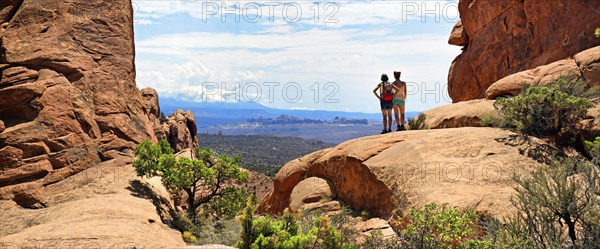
[387,128,392,133]
[380,129,388,134]
[400,125,407,131]
[396,125,401,131]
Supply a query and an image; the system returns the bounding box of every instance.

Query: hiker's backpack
[380,82,394,101]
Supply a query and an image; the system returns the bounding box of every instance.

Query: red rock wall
[0,0,156,204]
[448,0,600,102]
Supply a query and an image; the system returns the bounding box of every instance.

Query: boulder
[422,100,497,129]
[259,128,550,218]
[448,21,468,46]
[289,177,339,213]
[0,119,4,133]
[448,0,600,102]
[485,59,583,99]
[574,46,600,86]
[580,102,600,143]
[355,218,396,240]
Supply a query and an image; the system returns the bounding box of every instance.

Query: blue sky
[133,0,462,113]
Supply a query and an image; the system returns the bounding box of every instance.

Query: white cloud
[136,27,460,112]
[133,1,459,28]
[133,0,461,112]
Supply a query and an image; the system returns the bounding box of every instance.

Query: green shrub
[585,137,600,162]
[182,231,198,243]
[494,79,593,136]
[171,212,202,237]
[133,140,249,221]
[398,203,493,249]
[363,230,390,249]
[235,199,358,249]
[495,157,600,248]
[596,27,600,38]
[363,204,493,249]
[407,113,427,130]
[479,112,508,128]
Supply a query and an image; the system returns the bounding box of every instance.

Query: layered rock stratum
[0,0,198,207]
[1,0,153,205]
[448,0,600,102]
[1,1,198,247]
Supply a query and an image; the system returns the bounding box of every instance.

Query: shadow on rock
[127,179,179,227]
[495,134,565,165]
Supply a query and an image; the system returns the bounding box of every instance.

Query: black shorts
[380,100,393,110]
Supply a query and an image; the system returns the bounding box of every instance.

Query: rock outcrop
[140,87,199,152]
[140,87,168,142]
[422,100,498,129]
[164,110,199,152]
[0,1,200,205]
[0,1,198,247]
[260,128,550,218]
[485,46,600,99]
[0,156,186,248]
[0,0,156,203]
[448,0,600,102]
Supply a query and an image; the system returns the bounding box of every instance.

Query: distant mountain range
[159,98,420,128]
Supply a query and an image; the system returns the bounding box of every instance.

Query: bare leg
[393,105,400,127]
[400,105,406,126]
[387,110,393,130]
[381,111,387,130]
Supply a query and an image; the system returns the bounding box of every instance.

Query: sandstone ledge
[260,127,550,219]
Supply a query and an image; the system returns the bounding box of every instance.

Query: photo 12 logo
[201,82,340,104]
[200,2,340,24]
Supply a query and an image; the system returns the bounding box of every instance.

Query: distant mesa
[247,115,368,125]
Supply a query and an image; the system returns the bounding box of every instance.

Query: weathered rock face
[140,87,169,141]
[259,128,550,218]
[0,0,159,204]
[141,87,161,120]
[485,46,600,99]
[164,109,199,152]
[448,0,600,102]
[139,87,199,153]
[0,156,186,247]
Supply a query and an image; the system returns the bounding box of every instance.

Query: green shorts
[393,98,405,107]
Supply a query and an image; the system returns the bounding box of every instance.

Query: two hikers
[372,71,407,134]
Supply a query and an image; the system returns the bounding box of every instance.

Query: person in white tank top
[392,71,407,131]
